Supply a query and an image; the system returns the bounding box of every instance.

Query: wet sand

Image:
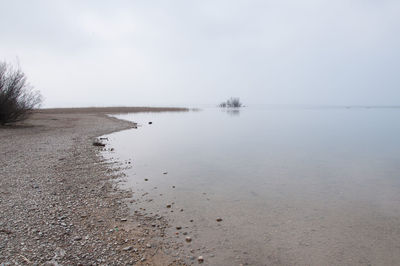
[0,107,188,265]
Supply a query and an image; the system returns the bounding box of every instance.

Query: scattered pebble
[185,237,192,243]
[93,141,105,147]
[123,246,133,251]
[216,217,223,222]
[198,256,204,263]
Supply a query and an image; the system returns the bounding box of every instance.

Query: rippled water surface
[104,107,400,265]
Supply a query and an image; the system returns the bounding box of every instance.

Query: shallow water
[104,107,400,265]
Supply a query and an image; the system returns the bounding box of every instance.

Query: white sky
[1,0,399,107]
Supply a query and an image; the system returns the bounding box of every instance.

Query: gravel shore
[0,109,187,265]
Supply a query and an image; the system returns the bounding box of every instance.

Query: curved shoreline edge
[0,108,188,265]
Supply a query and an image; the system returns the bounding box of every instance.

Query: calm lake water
[104,107,400,265]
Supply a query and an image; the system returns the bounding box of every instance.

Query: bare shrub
[0,62,42,125]
[219,97,243,108]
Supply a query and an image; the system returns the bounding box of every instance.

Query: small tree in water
[219,97,243,108]
[0,62,42,125]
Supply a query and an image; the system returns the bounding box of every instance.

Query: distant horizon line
[39,104,400,110]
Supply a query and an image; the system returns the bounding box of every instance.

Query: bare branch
[219,97,243,108]
[0,61,42,125]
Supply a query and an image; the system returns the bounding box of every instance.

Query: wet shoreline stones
[0,112,187,265]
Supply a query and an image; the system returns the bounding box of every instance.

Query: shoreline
[36,106,189,114]
[0,108,188,265]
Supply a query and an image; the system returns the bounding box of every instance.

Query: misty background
[1,0,399,108]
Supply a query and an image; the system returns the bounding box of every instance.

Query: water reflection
[220,108,241,116]
[105,107,400,265]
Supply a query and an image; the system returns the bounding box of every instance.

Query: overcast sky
[1,0,399,107]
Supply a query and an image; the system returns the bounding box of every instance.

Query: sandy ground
[0,108,188,265]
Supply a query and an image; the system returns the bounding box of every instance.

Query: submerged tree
[0,62,42,125]
[219,97,243,108]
